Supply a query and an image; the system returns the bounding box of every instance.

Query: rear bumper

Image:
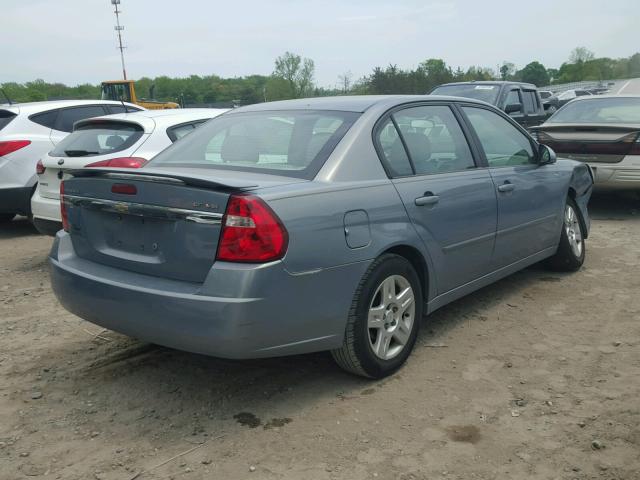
[588,156,640,190]
[33,217,62,236]
[0,186,33,215]
[31,186,61,222]
[50,232,370,359]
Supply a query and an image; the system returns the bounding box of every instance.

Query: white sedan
[31,108,228,235]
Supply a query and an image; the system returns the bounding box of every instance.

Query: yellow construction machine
[100,80,179,109]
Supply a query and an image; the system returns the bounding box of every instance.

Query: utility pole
[111,0,127,80]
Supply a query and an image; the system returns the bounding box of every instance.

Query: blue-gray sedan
[50,95,593,378]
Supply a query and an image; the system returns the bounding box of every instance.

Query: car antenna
[1,88,12,105]
[119,95,129,113]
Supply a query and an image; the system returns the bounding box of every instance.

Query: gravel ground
[0,193,639,480]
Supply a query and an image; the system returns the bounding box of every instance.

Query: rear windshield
[148,110,360,179]
[0,110,17,131]
[548,98,640,124]
[431,84,500,104]
[50,121,144,157]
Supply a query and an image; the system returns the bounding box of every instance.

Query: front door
[376,104,497,294]
[461,105,564,268]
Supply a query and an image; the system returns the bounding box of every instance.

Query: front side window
[505,89,521,108]
[393,105,475,175]
[463,107,535,167]
[56,106,107,132]
[149,110,359,179]
[50,121,144,157]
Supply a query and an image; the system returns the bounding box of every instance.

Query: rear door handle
[415,192,440,206]
[497,182,515,193]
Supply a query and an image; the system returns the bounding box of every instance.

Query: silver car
[50,96,593,378]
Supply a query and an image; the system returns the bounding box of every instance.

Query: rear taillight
[60,181,69,232]
[85,157,147,168]
[0,140,31,157]
[216,194,288,263]
[36,159,45,175]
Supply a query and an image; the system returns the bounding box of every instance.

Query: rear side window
[522,91,537,114]
[149,110,359,179]
[50,121,144,157]
[30,109,59,129]
[376,118,413,177]
[55,106,108,132]
[107,105,143,114]
[392,105,475,175]
[166,120,208,142]
[0,110,17,130]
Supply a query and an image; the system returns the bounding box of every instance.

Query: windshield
[101,83,132,102]
[548,98,640,124]
[50,121,144,157]
[148,110,360,179]
[430,84,500,104]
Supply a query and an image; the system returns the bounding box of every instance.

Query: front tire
[545,198,585,272]
[331,254,422,378]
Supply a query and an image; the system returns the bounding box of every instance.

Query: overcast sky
[2,0,637,87]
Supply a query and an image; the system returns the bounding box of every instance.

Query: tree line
[2,48,640,106]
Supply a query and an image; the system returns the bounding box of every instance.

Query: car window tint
[148,110,359,179]
[393,105,475,175]
[505,89,521,107]
[30,109,59,129]
[0,110,17,130]
[375,118,413,177]
[50,121,144,157]
[107,105,142,114]
[463,107,535,167]
[167,123,195,142]
[56,106,107,132]
[522,91,537,114]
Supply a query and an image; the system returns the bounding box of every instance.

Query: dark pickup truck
[430,81,549,129]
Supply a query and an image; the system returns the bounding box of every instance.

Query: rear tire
[331,254,422,378]
[0,214,15,223]
[545,198,585,272]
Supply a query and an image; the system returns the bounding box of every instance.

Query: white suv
[31,108,228,235]
[0,100,142,223]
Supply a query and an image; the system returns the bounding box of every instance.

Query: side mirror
[538,144,557,165]
[505,103,523,114]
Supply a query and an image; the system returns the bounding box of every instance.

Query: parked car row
[0,100,227,229]
[6,89,639,378]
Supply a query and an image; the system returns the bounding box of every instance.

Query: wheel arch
[382,244,430,302]
[567,186,589,239]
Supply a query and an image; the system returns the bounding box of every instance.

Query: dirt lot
[1,193,639,480]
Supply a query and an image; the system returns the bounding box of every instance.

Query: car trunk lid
[533,124,640,163]
[63,168,302,283]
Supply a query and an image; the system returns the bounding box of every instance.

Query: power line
[111,0,127,80]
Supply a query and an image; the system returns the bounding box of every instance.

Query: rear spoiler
[69,167,258,191]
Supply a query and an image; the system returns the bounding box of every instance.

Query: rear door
[460,105,564,268]
[49,105,110,144]
[521,89,545,128]
[376,103,497,294]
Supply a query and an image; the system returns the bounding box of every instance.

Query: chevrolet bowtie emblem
[114,203,129,213]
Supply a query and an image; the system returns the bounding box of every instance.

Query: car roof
[0,99,139,115]
[73,108,229,133]
[567,94,640,101]
[230,95,490,114]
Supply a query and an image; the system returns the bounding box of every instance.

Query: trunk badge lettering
[114,203,129,214]
[192,202,218,211]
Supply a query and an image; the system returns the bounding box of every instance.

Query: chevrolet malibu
[50,96,593,378]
